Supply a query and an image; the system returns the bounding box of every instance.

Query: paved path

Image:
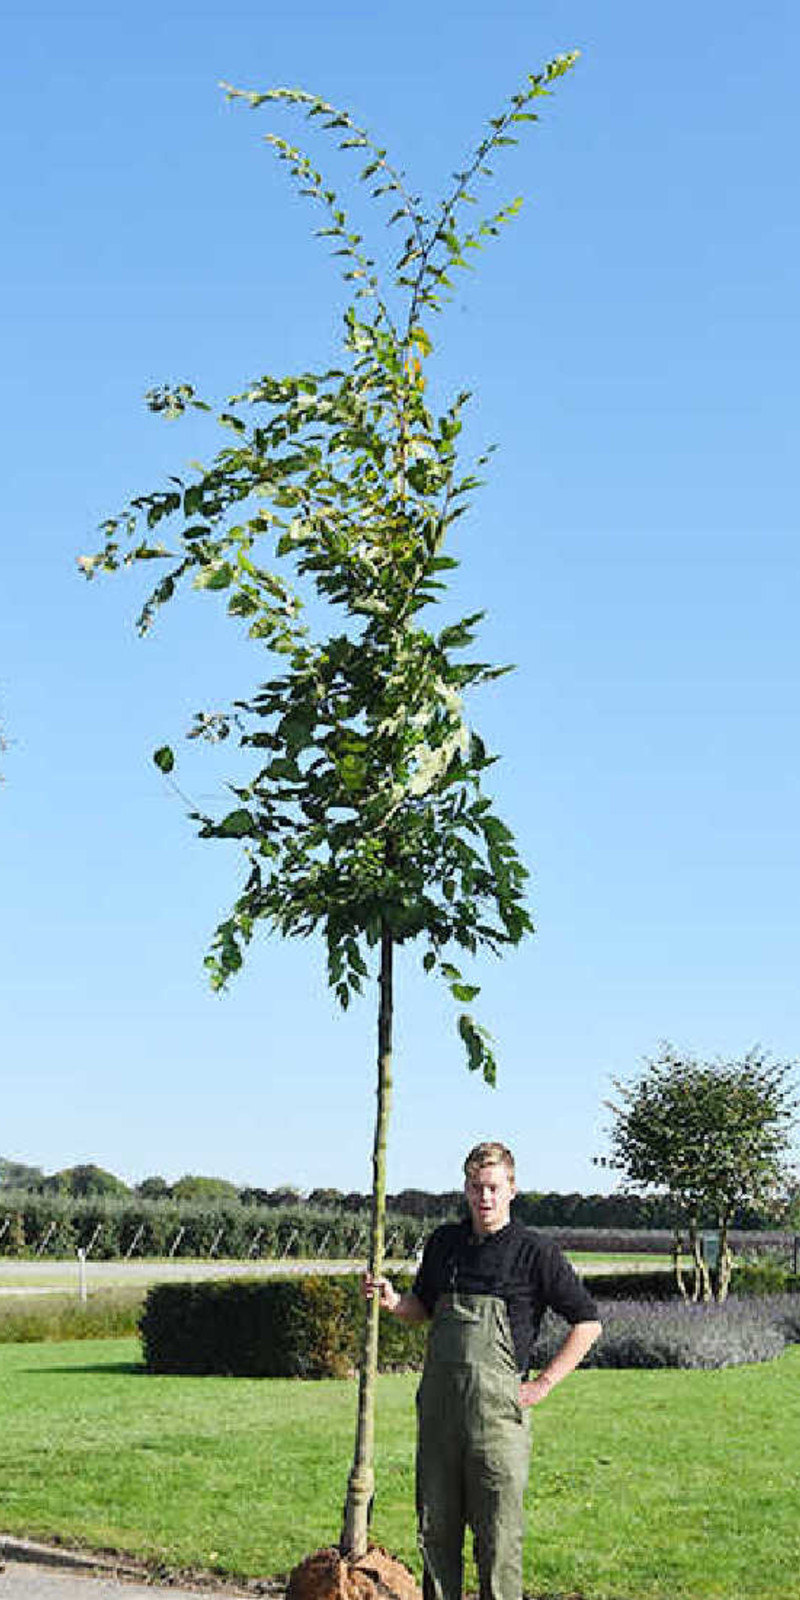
[0,1253,661,1297]
[0,1540,274,1600]
[0,1560,218,1600]
[0,1258,377,1297]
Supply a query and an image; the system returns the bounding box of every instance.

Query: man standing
[365,1141,602,1600]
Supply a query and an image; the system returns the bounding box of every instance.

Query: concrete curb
[0,1536,281,1595]
[0,1537,143,1577]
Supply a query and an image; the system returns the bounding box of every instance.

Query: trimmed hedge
[590,1265,800,1302]
[583,1269,677,1300]
[139,1269,800,1378]
[140,1274,427,1378]
[136,1268,688,1378]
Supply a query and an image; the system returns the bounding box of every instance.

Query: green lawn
[1,1338,798,1599]
[567,1252,680,1271]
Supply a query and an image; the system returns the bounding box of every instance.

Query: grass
[0,1337,798,1598]
[568,1252,680,1271]
[0,1287,144,1342]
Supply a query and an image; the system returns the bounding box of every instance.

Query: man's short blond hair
[463,1141,516,1180]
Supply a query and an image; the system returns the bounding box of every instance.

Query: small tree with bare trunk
[601,1044,797,1302]
[81,56,578,1568]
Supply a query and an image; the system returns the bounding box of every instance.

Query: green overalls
[416,1292,531,1600]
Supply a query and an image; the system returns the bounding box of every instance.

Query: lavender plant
[532,1294,800,1371]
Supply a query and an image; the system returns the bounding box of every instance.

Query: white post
[125,1222,145,1260]
[36,1220,57,1257]
[77,1248,87,1304]
[280,1227,298,1260]
[85,1223,102,1258]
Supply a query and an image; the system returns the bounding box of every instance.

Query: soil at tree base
[287,1547,422,1600]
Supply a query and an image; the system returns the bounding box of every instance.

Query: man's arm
[520,1318,602,1407]
[363,1273,430,1323]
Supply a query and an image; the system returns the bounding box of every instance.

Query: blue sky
[2,0,799,1196]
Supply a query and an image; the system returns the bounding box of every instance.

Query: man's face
[465,1161,516,1236]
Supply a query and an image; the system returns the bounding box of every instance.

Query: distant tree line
[0,1157,792,1232]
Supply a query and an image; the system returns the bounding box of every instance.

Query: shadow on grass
[22,1361,147,1376]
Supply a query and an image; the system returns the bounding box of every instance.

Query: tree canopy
[171,1174,241,1202]
[77,62,583,1081]
[42,1163,131,1199]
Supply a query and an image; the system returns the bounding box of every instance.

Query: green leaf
[193,562,234,591]
[217,809,254,838]
[184,485,204,516]
[451,982,480,1002]
[458,1013,497,1086]
[153,746,175,774]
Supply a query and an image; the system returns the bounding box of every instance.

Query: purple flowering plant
[532,1292,800,1371]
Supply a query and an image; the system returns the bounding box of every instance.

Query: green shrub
[138,1268,800,1379]
[140,1273,427,1377]
[583,1269,678,1300]
[583,1265,800,1303]
[375,1275,427,1370]
[533,1294,800,1370]
[729,1260,800,1295]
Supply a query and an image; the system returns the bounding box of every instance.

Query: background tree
[81,56,577,1562]
[171,1174,241,1203]
[601,1044,798,1301]
[307,1187,345,1210]
[0,1158,44,1191]
[42,1163,131,1199]
[135,1175,172,1199]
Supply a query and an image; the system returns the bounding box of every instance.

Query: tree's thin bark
[688,1219,711,1303]
[340,921,393,1559]
[684,1216,710,1305]
[717,1213,732,1302]
[672,1226,688,1302]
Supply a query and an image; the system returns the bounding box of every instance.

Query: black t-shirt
[412,1218,599,1373]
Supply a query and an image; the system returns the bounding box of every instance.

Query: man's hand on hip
[519,1375,554,1407]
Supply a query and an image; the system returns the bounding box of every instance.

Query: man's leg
[416,1378,466,1600]
[465,1409,531,1600]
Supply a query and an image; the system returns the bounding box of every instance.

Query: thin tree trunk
[340,921,393,1559]
[717,1214,732,1302]
[672,1226,688,1302]
[689,1219,711,1303]
[688,1218,709,1303]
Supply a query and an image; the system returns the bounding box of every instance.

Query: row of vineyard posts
[1,1190,796,1261]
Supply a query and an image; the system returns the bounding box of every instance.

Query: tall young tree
[81,56,578,1559]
